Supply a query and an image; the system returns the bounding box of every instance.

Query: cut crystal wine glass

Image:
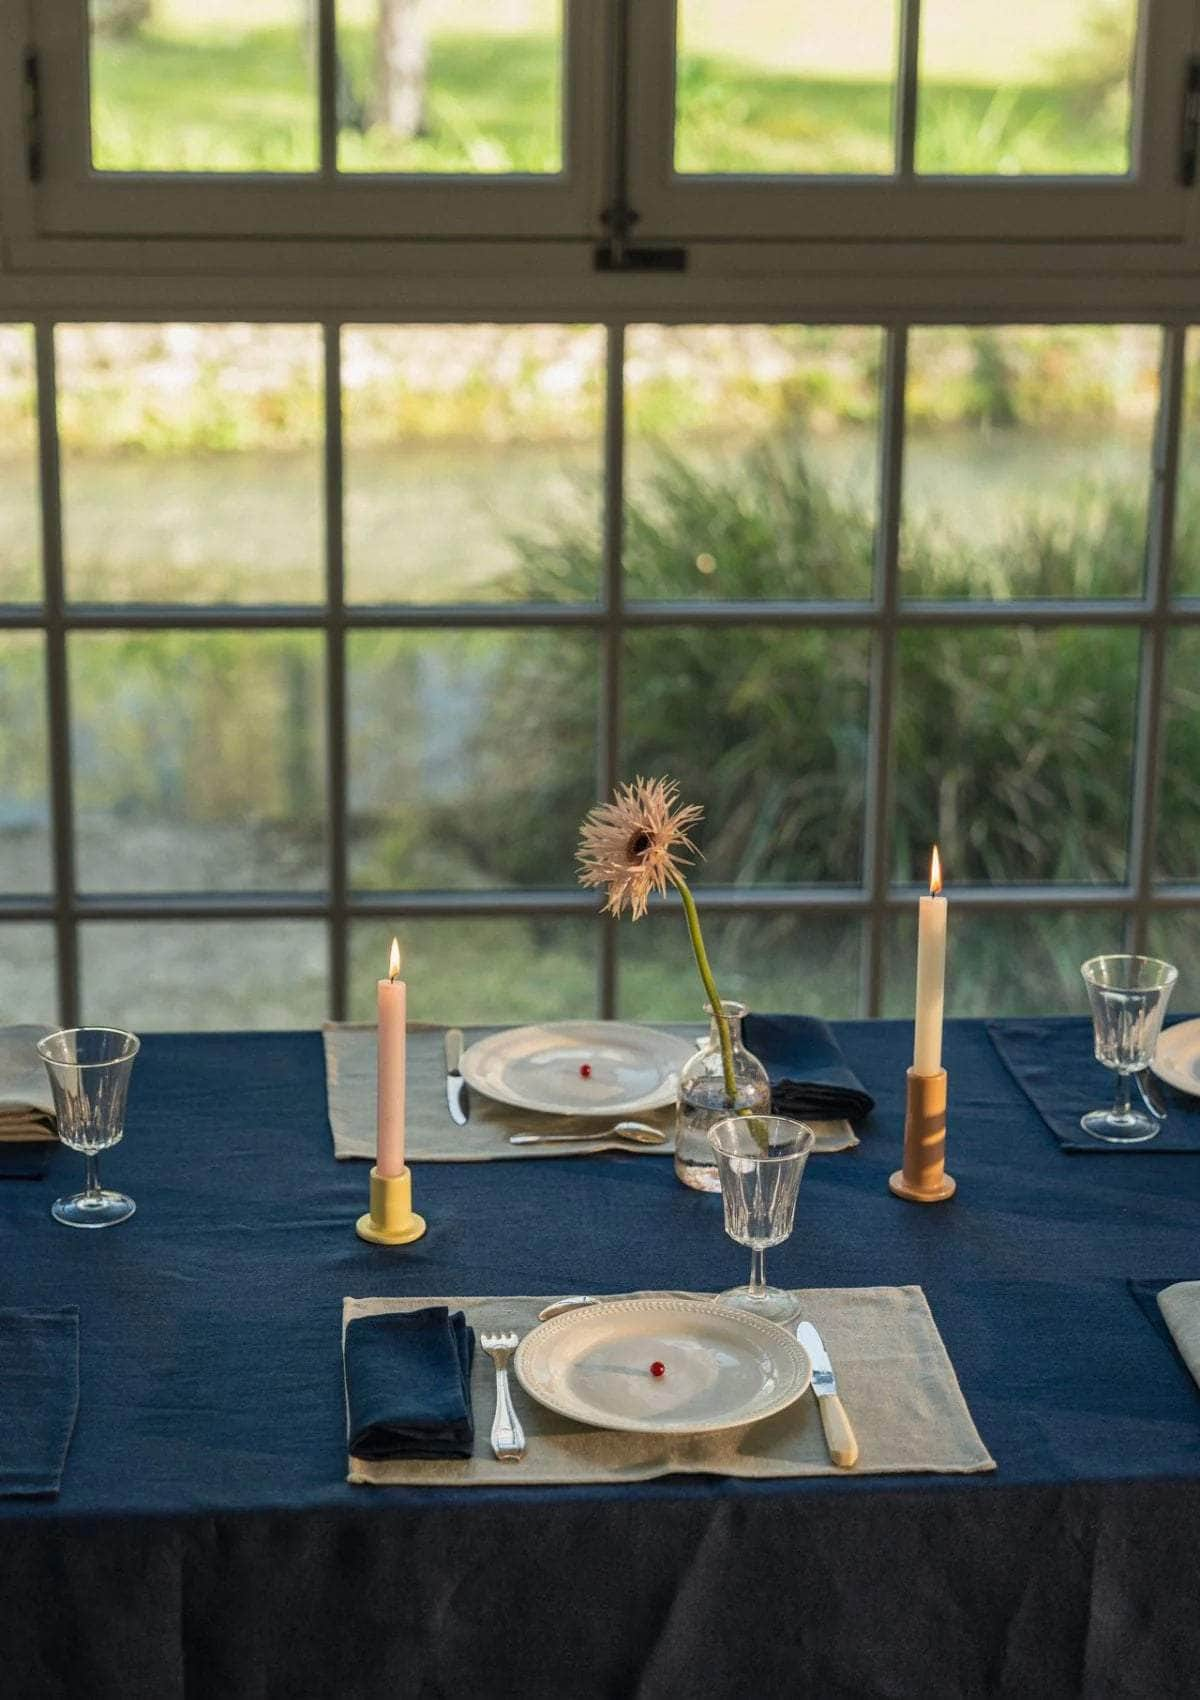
[708,1115,815,1324]
[1079,955,1177,1144]
[37,1027,140,1227]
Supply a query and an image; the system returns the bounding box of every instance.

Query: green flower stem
[667,868,737,1106]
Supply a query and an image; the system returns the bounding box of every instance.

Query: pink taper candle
[376,937,406,1178]
[913,846,947,1077]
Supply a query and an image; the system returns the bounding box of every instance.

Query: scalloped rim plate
[514,1296,812,1435]
[459,1021,694,1117]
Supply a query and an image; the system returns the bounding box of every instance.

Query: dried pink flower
[577,777,703,921]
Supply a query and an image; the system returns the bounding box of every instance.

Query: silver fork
[479,1331,525,1461]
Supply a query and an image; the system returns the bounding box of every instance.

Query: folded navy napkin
[345,1306,476,1461]
[989,1019,1200,1153]
[0,1143,53,1181]
[742,1013,875,1124]
[0,1306,80,1497]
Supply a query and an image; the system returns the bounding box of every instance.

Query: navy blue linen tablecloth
[989,1015,1200,1152]
[3,1017,1200,1700]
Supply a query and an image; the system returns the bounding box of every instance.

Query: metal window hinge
[1181,55,1200,187]
[22,47,42,182]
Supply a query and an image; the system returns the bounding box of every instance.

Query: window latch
[1181,55,1200,187]
[22,47,42,183]
[594,197,686,273]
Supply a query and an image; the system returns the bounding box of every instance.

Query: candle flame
[388,937,402,981]
[929,845,942,896]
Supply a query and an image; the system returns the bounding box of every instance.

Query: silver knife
[796,1321,858,1468]
[444,1028,469,1125]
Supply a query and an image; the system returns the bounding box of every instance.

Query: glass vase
[675,1001,772,1192]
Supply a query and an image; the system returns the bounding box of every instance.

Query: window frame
[23,0,605,241]
[0,310,1196,1027]
[626,0,1198,244]
[11,0,1198,255]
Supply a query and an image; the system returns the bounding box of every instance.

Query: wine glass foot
[51,1189,136,1228]
[1079,1109,1160,1145]
[716,1283,800,1324]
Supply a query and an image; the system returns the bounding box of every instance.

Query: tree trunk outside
[93,0,153,37]
[373,0,428,139]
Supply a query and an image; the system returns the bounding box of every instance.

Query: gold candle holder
[889,1067,956,1204]
[355,1165,427,1246]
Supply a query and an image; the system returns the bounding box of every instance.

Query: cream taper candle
[376,937,406,1178]
[913,845,947,1077]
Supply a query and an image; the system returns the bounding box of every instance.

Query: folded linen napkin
[0,1025,57,1141]
[743,1013,875,1125]
[0,1025,57,1180]
[344,1305,476,1461]
[1156,1282,1200,1390]
[0,1307,80,1497]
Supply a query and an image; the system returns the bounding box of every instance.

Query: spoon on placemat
[508,1120,667,1147]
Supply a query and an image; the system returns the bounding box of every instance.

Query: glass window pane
[348,918,596,1022]
[80,921,327,1028]
[0,327,40,603]
[57,324,323,605]
[893,626,1138,884]
[1147,913,1200,994]
[624,326,881,602]
[902,327,1158,600]
[883,908,1120,1017]
[0,635,51,896]
[89,1,318,172]
[622,629,871,884]
[336,0,562,173]
[348,630,597,890]
[1171,329,1200,598]
[916,0,1138,176]
[0,924,57,1024]
[619,911,862,1020]
[1155,631,1200,881]
[70,633,326,893]
[342,325,603,603]
[675,1,897,175]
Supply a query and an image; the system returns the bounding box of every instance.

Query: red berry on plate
[650,1361,666,1378]
[580,1063,592,1078]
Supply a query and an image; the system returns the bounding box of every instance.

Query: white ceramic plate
[1151,1017,1200,1097]
[514,1297,812,1435]
[459,1021,694,1117]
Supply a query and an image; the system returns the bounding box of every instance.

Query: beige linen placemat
[0,1025,56,1142]
[1158,1281,1200,1388]
[344,1285,994,1486]
[323,1022,857,1162]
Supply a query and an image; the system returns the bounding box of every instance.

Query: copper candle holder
[889,1067,956,1204]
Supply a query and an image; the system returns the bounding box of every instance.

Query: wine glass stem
[1112,1071,1133,1120]
[748,1247,767,1296]
[84,1152,102,1199]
